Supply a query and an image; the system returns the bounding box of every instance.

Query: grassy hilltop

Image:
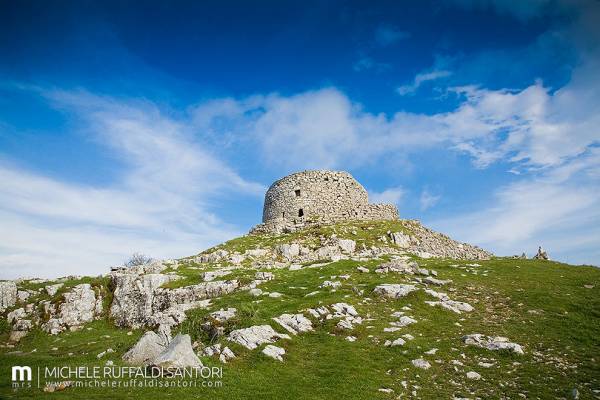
[1,220,599,399]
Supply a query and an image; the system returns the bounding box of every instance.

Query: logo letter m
[12,366,32,381]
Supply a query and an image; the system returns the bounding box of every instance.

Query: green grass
[1,222,599,399]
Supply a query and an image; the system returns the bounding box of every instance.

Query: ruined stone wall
[259,170,398,232]
[355,204,399,220]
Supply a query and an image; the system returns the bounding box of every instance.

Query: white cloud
[397,70,452,96]
[430,148,600,265]
[0,90,264,279]
[369,187,405,205]
[190,69,598,173]
[420,190,441,211]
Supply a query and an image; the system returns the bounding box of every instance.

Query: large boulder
[0,281,17,312]
[337,239,356,254]
[122,331,168,365]
[277,244,300,261]
[389,232,411,248]
[152,334,202,368]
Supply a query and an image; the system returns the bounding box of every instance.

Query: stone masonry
[252,170,398,233]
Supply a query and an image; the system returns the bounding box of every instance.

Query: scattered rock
[319,280,341,290]
[373,284,418,299]
[255,272,274,281]
[392,316,417,327]
[262,345,285,361]
[203,270,232,282]
[424,276,452,286]
[45,283,64,296]
[412,358,431,370]
[466,371,481,380]
[44,381,73,393]
[219,346,236,363]
[462,334,524,354]
[384,338,406,347]
[209,308,237,323]
[273,313,313,335]
[375,259,423,275]
[424,289,474,314]
[228,325,291,350]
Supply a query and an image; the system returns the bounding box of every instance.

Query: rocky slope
[0,219,598,399]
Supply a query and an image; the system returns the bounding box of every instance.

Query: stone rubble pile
[400,220,492,260]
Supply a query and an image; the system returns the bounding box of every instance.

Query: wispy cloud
[430,148,600,264]
[0,89,264,279]
[369,186,405,205]
[420,189,441,211]
[397,70,452,96]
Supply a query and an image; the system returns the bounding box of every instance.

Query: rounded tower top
[262,170,377,223]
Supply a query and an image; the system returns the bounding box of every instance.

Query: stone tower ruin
[251,170,398,233]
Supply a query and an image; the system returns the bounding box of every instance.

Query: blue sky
[0,0,599,278]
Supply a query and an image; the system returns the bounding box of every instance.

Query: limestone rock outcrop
[42,284,103,334]
[0,281,17,312]
[110,270,239,329]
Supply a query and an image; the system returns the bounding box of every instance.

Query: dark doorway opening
[298,209,304,217]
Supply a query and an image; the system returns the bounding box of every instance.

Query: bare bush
[124,252,153,267]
